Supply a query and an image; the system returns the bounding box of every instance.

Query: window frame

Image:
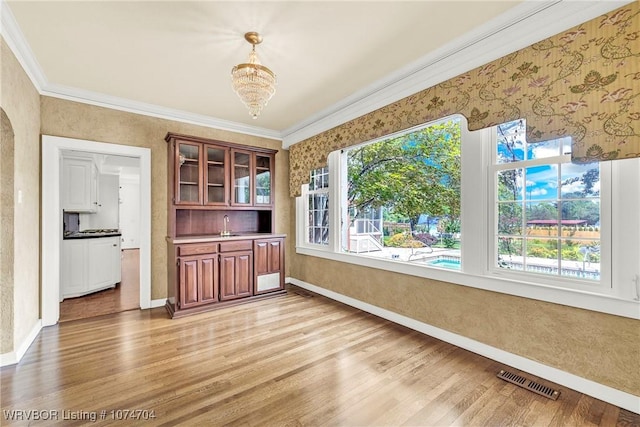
[488,135,611,293]
[300,166,332,249]
[295,116,640,320]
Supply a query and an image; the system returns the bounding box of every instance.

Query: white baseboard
[286,277,640,414]
[0,350,17,366]
[150,299,167,309]
[0,319,43,367]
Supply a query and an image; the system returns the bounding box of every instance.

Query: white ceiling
[3,1,633,144]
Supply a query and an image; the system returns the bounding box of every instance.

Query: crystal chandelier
[231,32,276,119]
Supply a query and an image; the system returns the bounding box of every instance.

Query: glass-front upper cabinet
[232,150,252,206]
[176,142,201,204]
[255,154,273,205]
[205,145,228,205]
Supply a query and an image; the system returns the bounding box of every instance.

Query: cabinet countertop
[168,233,286,244]
[64,232,122,240]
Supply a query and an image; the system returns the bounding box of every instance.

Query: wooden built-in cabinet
[171,136,273,209]
[165,133,285,318]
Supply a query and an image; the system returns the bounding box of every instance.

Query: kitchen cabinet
[254,238,284,294]
[167,133,275,210]
[219,240,253,300]
[219,251,253,300]
[204,145,229,206]
[165,132,283,319]
[230,149,274,207]
[62,157,98,212]
[174,141,232,206]
[167,235,284,318]
[61,236,121,300]
[179,254,218,309]
[174,141,202,205]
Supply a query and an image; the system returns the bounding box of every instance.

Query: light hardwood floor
[2,285,638,426]
[59,249,140,322]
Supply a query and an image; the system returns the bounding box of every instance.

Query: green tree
[347,120,461,230]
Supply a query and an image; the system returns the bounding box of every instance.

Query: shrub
[386,232,428,248]
[442,235,457,248]
[386,232,411,247]
[528,246,556,259]
[413,232,437,246]
[561,246,581,261]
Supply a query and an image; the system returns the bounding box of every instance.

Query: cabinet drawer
[219,240,252,253]
[177,243,218,256]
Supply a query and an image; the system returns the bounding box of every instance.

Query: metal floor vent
[497,369,560,400]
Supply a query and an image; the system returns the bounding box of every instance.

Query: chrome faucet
[221,215,231,236]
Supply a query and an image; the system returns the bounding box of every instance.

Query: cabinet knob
[113,244,117,247]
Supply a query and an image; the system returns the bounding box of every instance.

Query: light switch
[18,190,23,204]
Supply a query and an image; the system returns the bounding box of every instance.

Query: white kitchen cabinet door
[62,158,98,212]
[61,239,88,299]
[88,237,119,290]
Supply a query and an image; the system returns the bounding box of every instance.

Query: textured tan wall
[40,97,290,300]
[288,222,640,397]
[0,108,15,354]
[0,38,41,353]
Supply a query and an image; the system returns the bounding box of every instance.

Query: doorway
[58,153,143,322]
[42,135,152,326]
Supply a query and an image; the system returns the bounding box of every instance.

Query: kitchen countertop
[168,233,286,244]
[64,231,122,240]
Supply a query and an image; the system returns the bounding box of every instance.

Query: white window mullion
[460,122,488,275]
[328,151,342,253]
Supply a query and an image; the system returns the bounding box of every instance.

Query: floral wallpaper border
[289,3,639,197]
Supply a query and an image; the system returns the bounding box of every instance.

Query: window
[493,119,602,283]
[340,118,462,266]
[295,115,639,316]
[305,166,330,246]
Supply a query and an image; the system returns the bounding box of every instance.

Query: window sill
[295,246,640,320]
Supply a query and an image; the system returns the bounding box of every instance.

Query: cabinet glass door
[255,154,272,205]
[205,146,228,205]
[232,151,252,205]
[176,142,201,204]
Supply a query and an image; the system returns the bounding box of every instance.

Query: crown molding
[40,84,283,141]
[281,0,635,148]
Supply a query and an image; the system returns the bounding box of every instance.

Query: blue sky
[496,119,598,201]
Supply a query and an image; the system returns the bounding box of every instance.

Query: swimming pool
[427,258,461,270]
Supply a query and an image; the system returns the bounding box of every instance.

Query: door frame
[41,135,152,326]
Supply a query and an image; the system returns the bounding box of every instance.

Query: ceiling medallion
[231,32,277,119]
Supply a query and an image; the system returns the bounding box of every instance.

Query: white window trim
[295,118,640,320]
[487,132,612,295]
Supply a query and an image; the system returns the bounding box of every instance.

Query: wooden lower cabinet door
[200,257,218,304]
[179,258,200,309]
[219,251,253,301]
[178,255,219,309]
